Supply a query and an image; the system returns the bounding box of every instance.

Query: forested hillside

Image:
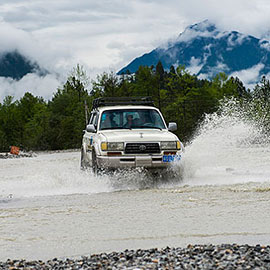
[0,63,269,152]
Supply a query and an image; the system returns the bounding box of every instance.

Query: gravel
[0,152,35,159]
[1,244,270,269]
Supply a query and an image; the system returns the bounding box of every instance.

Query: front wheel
[92,150,101,175]
[80,147,89,170]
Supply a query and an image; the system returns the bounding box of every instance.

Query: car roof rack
[92,97,154,109]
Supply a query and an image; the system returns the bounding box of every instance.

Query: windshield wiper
[100,127,123,130]
[136,126,162,130]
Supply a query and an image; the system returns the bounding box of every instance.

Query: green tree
[48,65,91,149]
[132,66,160,108]
[23,102,50,150]
[0,96,21,150]
[248,76,270,133]
[0,102,8,151]
[92,72,119,97]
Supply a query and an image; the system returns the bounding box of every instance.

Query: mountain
[0,51,44,80]
[118,20,270,80]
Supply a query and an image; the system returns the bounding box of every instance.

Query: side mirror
[168,122,177,132]
[86,124,96,133]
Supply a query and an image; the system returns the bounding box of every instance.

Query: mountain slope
[118,21,270,79]
[0,51,43,80]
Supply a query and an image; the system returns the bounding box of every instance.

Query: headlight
[160,141,181,150]
[101,142,124,151]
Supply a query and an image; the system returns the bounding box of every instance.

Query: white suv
[81,97,183,174]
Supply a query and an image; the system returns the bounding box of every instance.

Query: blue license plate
[162,155,181,163]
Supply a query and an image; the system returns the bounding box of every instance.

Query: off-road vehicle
[81,97,183,174]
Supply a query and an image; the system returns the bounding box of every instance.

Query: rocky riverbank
[1,244,270,269]
[0,152,35,159]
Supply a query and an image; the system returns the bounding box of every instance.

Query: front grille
[125,143,160,154]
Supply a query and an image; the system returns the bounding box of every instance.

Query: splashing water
[180,98,270,186]
[0,151,113,200]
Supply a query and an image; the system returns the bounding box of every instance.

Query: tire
[92,150,101,175]
[80,147,89,170]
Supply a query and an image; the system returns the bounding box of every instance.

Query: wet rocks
[0,152,35,159]
[1,244,270,269]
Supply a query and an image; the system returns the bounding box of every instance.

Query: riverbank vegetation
[0,63,269,152]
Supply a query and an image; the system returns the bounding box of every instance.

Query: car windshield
[99,109,166,130]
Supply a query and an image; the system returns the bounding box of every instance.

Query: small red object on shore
[10,146,20,155]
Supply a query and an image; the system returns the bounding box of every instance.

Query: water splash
[0,152,113,199]
[180,98,270,186]
[107,167,183,191]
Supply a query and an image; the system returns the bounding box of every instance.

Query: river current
[0,103,270,261]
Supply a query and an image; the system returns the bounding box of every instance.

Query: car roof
[94,105,160,113]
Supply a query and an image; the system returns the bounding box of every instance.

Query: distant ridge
[0,51,44,80]
[118,20,270,81]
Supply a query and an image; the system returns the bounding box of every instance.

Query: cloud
[0,19,33,54]
[177,0,270,38]
[1,0,270,101]
[259,39,270,51]
[0,18,73,76]
[226,32,248,47]
[0,73,62,101]
[176,20,219,43]
[187,57,203,75]
[0,1,186,75]
[230,63,265,89]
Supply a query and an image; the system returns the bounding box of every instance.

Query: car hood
[99,129,179,142]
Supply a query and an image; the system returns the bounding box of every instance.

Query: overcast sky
[1,0,270,100]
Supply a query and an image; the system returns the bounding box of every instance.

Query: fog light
[101,142,107,151]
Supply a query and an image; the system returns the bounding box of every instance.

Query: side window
[93,113,99,128]
[89,112,99,128]
[89,113,94,125]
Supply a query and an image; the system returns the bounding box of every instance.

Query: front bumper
[96,154,181,169]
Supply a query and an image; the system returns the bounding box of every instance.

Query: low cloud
[0,19,35,56]
[176,20,219,43]
[230,63,265,89]
[187,57,203,75]
[0,73,62,101]
[226,32,248,47]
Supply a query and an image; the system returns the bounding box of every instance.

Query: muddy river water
[1,111,270,261]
